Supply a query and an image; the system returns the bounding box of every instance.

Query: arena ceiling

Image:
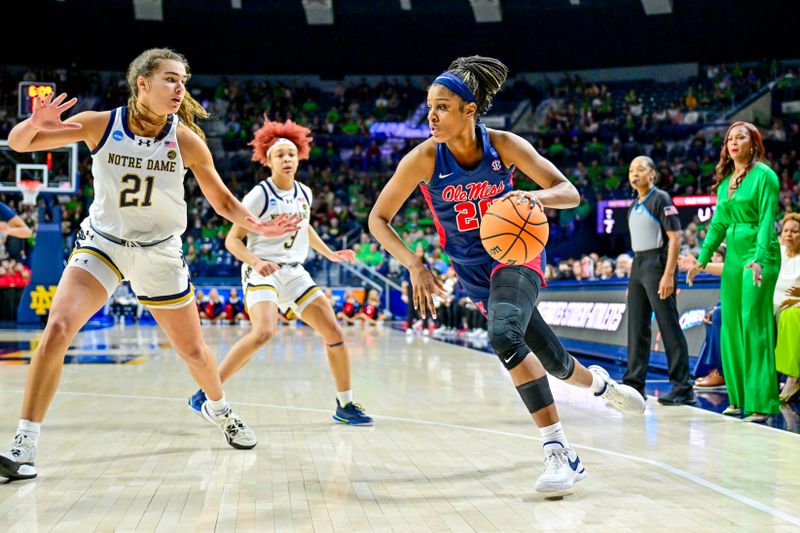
[9,0,799,76]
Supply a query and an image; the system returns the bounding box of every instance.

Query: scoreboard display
[596,195,717,235]
[18,82,56,118]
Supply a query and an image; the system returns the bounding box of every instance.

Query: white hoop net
[19,180,42,206]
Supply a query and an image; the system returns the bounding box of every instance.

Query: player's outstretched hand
[330,250,356,264]
[786,284,800,298]
[247,214,301,237]
[410,264,447,319]
[29,92,82,132]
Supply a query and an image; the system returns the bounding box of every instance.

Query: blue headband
[433,72,476,103]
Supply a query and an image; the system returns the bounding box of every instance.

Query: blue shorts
[451,250,546,316]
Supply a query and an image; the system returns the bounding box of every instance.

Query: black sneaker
[658,391,698,406]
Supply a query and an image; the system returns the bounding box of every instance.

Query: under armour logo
[138,139,152,147]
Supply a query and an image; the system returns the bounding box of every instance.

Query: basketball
[480,197,548,265]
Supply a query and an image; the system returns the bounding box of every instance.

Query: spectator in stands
[336,290,360,326]
[544,263,557,282]
[356,242,385,269]
[109,282,140,323]
[354,289,387,327]
[571,259,587,281]
[689,121,781,422]
[597,258,615,280]
[774,213,800,403]
[224,288,246,325]
[615,253,633,278]
[200,288,226,324]
[681,228,702,256]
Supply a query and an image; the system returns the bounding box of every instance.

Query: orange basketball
[480,197,548,265]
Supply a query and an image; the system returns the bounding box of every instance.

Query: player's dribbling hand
[247,214,302,237]
[29,92,82,132]
[501,190,544,212]
[410,264,447,319]
[253,260,280,276]
[329,250,356,263]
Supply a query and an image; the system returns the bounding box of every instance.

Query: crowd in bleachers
[1,60,799,327]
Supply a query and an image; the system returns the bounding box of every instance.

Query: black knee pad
[524,324,575,380]
[516,375,554,413]
[532,347,575,380]
[488,302,531,370]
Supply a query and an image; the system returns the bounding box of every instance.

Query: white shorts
[67,219,194,309]
[242,263,323,316]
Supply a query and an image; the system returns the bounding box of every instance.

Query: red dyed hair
[250,116,313,165]
[712,121,766,193]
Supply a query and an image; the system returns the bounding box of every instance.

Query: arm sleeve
[754,166,780,265]
[655,192,681,232]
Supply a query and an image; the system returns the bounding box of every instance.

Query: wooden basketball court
[1,324,798,532]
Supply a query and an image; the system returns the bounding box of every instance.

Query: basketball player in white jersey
[188,117,373,425]
[0,48,302,481]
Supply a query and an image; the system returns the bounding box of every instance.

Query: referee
[622,156,695,405]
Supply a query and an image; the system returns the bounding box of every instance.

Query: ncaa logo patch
[491,159,502,172]
[112,130,124,141]
[167,150,177,160]
[269,198,278,205]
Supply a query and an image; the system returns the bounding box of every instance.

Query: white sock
[590,371,607,395]
[539,421,569,449]
[206,394,230,416]
[337,390,353,406]
[18,419,41,446]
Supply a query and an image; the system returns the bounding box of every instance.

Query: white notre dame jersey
[241,177,312,264]
[89,106,187,241]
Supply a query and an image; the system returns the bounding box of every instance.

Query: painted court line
[2,388,797,527]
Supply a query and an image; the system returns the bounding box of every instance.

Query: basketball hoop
[19,180,42,206]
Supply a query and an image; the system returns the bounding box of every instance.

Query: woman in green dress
[688,121,781,422]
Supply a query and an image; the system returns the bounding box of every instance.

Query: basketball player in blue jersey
[369,56,646,493]
[0,48,301,481]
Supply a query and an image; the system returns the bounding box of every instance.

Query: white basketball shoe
[589,365,646,414]
[535,441,587,493]
[201,402,258,450]
[0,433,38,480]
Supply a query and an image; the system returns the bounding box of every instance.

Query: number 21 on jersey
[454,198,495,231]
[119,173,155,208]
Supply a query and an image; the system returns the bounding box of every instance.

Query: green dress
[697,162,781,415]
